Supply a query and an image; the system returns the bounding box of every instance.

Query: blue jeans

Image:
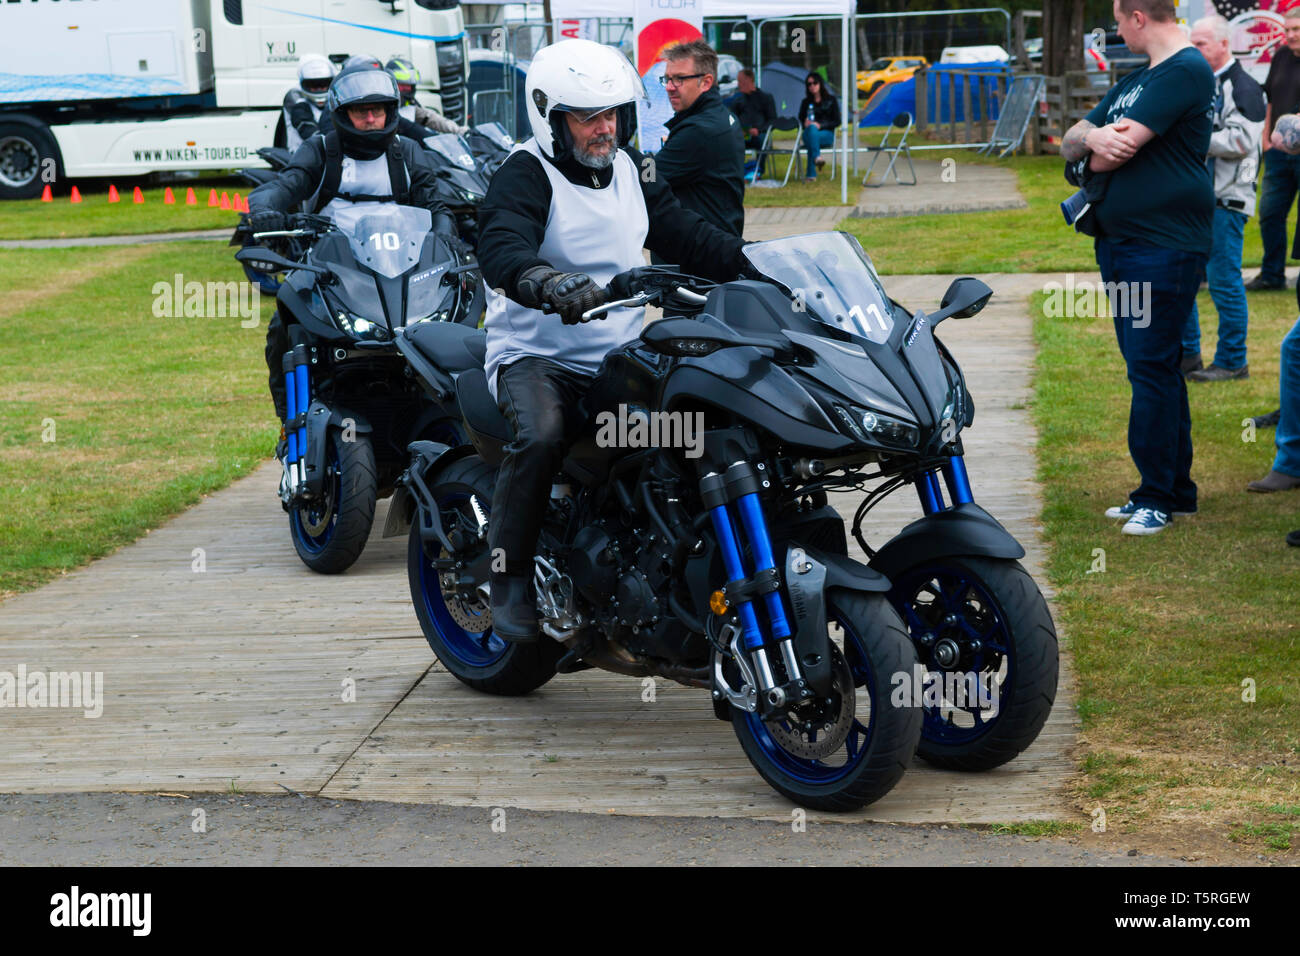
[1274,316,1300,477]
[1256,149,1300,284]
[1183,206,1249,368]
[801,126,835,178]
[1096,238,1207,514]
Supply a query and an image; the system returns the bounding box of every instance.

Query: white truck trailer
[0,0,468,199]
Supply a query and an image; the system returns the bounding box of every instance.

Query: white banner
[633,0,704,153]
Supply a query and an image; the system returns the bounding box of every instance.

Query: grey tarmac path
[0,792,1181,866]
[0,228,234,249]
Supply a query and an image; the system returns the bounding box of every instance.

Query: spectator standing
[730,68,776,178]
[1246,9,1300,291]
[1060,0,1214,536]
[797,73,840,183]
[1183,14,1265,382]
[1245,112,1300,495]
[653,39,746,238]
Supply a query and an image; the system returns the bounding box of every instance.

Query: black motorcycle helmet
[325,61,400,160]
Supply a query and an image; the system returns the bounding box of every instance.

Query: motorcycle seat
[404,321,486,374]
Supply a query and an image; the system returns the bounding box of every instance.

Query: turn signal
[710,590,729,616]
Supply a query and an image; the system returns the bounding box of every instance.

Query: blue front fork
[282,344,310,494]
[703,463,802,701]
[917,455,973,515]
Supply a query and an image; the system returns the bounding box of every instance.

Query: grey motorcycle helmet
[326,62,400,160]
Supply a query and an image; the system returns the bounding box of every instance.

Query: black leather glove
[249,210,289,235]
[517,265,608,324]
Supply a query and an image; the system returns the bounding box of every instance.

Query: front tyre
[407,455,561,695]
[888,557,1058,771]
[730,592,922,812]
[289,430,376,573]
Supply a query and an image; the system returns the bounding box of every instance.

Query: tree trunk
[1043,0,1084,78]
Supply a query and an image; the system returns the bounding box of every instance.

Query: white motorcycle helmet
[524,39,645,162]
[297,53,336,107]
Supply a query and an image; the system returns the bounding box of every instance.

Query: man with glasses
[651,39,745,237]
[476,39,750,641]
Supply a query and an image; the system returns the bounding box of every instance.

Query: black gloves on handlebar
[517,265,609,325]
[249,210,289,235]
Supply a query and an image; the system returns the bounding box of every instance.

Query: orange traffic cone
[133,186,144,204]
[107,184,120,203]
[186,187,197,206]
[164,186,175,204]
[208,188,218,207]
[233,192,245,212]
[219,191,231,210]
[40,184,52,202]
[70,186,82,203]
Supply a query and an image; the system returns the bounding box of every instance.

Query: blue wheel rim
[414,490,508,668]
[890,564,1011,746]
[741,608,878,785]
[290,440,339,554]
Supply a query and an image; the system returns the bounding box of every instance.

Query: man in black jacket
[730,68,777,179]
[477,38,750,641]
[248,62,451,422]
[652,39,746,237]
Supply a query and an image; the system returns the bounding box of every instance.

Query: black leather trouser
[265,309,290,423]
[488,357,593,577]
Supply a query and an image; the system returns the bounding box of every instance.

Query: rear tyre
[729,591,922,811]
[289,430,376,573]
[407,455,561,695]
[888,556,1058,771]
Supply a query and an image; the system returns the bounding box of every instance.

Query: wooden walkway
[0,266,1078,823]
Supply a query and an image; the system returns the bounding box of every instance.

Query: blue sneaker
[1121,507,1171,536]
[1106,499,1196,519]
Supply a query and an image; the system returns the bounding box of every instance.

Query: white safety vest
[284,100,322,151]
[320,154,393,221]
[484,138,650,400]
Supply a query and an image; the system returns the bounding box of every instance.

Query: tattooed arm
[1271,113,1300,154]
[1061,119,1096,162]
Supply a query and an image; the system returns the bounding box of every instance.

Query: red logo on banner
[637,18,702,73]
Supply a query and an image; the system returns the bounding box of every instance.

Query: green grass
[0,240,276,598]
[1032,285,1300,841]
[0,175,249,239]
[981,821,1085,837]
[841,153,1297,275]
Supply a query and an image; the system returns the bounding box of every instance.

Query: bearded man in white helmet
[476,38,751,643]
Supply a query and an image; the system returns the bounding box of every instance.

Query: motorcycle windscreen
[472,122,513,150]
[425,133,477,170]
[743,232,894,344]
[333,204,432,279]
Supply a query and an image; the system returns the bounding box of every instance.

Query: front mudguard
[303,402,372,497]
[867,502,1025,582]
[785,543,891,696]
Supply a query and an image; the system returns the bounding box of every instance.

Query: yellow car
[857,56,928,97]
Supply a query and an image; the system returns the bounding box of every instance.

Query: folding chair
[785,123,844,183]
[751,117,802,186]
[861,112,917,187]
[744,125,774,184]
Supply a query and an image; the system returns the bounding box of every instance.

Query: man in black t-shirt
[1247,9,1300,290]
[1061,0,1213,536]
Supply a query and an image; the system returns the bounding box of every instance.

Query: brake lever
[581,292,652,321]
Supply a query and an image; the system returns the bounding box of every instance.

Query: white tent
[548,0,853,203]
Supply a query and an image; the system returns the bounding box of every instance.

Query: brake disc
[765,641,856,759]
[443,568,492,633]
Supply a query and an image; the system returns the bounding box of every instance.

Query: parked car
[856,55,928,96]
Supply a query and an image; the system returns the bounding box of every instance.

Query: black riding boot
[487,358,593,643]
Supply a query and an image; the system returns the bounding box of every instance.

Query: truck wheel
[0,120,60,200]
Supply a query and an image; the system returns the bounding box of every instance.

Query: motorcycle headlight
[335,311,389,342]
[861,410,919,448]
